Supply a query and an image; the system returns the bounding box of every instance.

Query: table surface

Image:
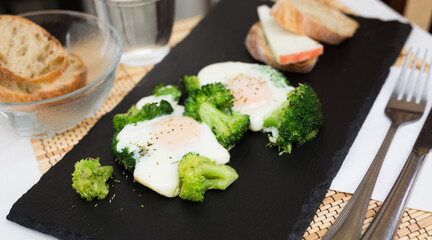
[2,0,432,239]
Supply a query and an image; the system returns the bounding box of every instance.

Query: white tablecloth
[1,0,431,238]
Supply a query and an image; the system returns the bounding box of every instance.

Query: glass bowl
[0,10,123,138]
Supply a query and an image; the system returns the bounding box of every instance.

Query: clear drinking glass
[99,0,175,66]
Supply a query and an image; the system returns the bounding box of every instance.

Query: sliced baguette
[0,15,68,82]
[270,0,359,45]
[0,53,87,103]
[257,5,323,65]
[245,22,318,73]
[314,0,357,15]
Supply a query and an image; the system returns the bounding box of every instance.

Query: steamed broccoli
[72,158,114,201]
[184,82,234,121]
[184,83,250,148]
[263,83,323,154]
[178,153,238,202]
[113,100,173,132]
[152,83,182,101]
[112,136,137,171]
[199,102,250,149]
[181,75,201,93]
[112,100,174,171]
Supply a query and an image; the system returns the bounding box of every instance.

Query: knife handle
[361,148,428,240]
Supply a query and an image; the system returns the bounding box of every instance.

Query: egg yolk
[149,116,200,150]
[226,74,272,112]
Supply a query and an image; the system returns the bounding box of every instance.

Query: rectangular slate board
[7,0,411,239]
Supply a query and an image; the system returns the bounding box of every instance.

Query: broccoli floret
[263,83,323,154]
[184,83,249,148]
[113,100,173,132]
[199,102,250,149]
[178,153,238,202]
[152,83,181,101]
[181,75,201,93]
[112,134,137,171]
[72,158,114,201]
[184,82,234,121]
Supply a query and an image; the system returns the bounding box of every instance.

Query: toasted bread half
[0,15,68,83]
[0,53,87,103]
[314,0,357,15]
[270,0,359,45]
[245,22,318,73]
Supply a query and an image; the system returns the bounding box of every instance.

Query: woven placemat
[30,16,432,240]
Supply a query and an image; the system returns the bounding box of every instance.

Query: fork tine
[413,50,429,103]
[394,47,412,98]
[400,48,420,100]
[419,54,432,103]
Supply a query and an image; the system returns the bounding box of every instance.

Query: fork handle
[361,148,428,240]
[322,124,399,240]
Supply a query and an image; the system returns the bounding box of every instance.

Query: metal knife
[361,108,432,240]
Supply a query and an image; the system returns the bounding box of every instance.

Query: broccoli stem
[198,101,250,149]
[178,153,239,202]
[199,102,230,134]
[262,100,289,129]
[201,163,238,190]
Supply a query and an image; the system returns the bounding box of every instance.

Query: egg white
[197,62,294,131]
[116,100,230,197]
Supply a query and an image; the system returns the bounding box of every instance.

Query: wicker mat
[30,16,432,240]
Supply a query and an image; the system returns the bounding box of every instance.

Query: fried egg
[115,100,230,197]
[197,62,294,131]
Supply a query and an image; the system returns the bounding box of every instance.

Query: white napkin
[0,117,53,239]
[330,67,432,212]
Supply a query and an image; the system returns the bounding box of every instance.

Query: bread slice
[245,22,318,73]
[0,15,68,82]
[0,53,87,103]
[257,5,323,65]
[314,0,357,15]
[270,0,359,45]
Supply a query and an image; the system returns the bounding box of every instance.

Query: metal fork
[322,48,430,240]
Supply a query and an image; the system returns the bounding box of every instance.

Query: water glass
[97,0,175,67]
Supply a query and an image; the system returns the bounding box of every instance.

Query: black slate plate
[7,0,411,239]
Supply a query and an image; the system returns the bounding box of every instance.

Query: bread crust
[270,0,359,45]
[245,22,318,73]
[0,15,69,83]
[315,0,357,15]
[0,53,86,103]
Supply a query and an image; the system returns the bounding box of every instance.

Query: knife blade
[413,109,432,151]
[362,108,432,240]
